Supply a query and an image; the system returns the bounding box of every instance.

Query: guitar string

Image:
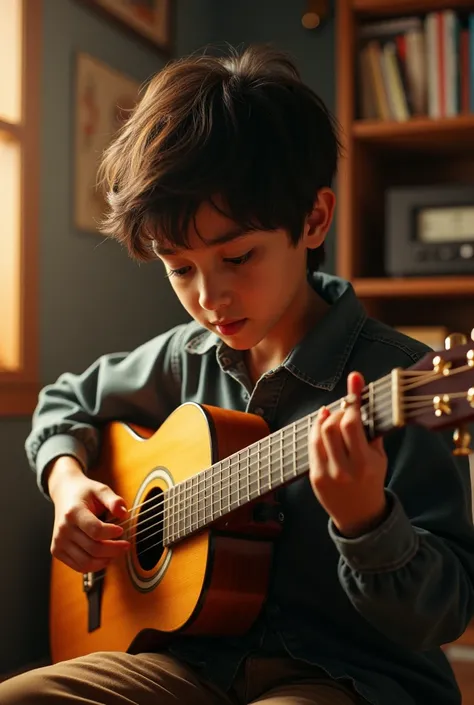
[104,365,473,541]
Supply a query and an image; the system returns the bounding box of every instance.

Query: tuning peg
[433,394,451,416]
[453,425,472,456]
[445,333,468,350]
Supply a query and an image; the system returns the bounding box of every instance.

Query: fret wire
[167,486,172,543]
[224,461,229,512]
[176,483,181,541]
[293,422,297,478]
[236,450,241,510]
[269,434,276,489]
[200,469,205,527]
[218,459,222,519]
[173,485,177,543]
[163,489,169,544]
[264,436,271,493]
[164,486,169,544]
[203,470,208,523]
[174,484,179,542]
[194,474,200,530]
[246,446,250,504]
[280,429,284,486]
[257,443,261,497]
[216,460,220,520]
[190,475,195,532]
[187,477,192,536]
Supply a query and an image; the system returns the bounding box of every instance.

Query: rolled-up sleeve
[25,324,187,497]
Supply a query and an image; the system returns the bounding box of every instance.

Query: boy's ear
[304,188,336,249]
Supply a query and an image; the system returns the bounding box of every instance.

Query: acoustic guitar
[50,332,474,663]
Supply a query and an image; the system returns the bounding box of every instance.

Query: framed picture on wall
[79,0,173,55]
[74,52,141,234]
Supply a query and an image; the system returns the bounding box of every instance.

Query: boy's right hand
[47,456,131,573]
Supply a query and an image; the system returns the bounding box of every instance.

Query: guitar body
[50,403,281,663]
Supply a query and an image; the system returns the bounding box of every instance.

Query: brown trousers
[0,651,363,705]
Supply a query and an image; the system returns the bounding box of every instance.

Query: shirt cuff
[36,434,89,498]
[328,489,419,573]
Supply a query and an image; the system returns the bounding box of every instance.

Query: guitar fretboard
[163,372,396,545]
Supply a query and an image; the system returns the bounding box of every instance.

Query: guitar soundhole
[135,487,164,571]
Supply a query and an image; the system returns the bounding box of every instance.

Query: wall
[0,0,335,675]
[211,0,337,272]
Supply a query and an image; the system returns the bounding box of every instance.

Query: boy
[2,44,474,705]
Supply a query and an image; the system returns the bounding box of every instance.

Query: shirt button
[254,407,265,417]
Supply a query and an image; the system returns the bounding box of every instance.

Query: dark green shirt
[26,273,474,705]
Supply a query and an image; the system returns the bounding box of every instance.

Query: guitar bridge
[82,570,105,633]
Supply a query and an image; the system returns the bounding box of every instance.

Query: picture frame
[74,52,141,234]
[79,0,174,56]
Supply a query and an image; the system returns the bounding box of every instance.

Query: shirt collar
[284,272,367,390]
[184,273,367,391]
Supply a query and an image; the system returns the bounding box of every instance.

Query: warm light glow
[302,12,321,29]
[0,137,21,370]
[0,0,23,124]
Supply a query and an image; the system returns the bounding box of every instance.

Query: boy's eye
[224,250,253,266]
[167,266,191,278]
[166,250,253,279]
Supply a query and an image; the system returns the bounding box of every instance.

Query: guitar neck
[164,371,399,545]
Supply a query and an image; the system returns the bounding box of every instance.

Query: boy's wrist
[333,496,389,539]
[46,456,85,500]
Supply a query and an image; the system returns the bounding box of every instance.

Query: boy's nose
[198,278,232,312]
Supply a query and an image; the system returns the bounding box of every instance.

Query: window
[0,0,40,415]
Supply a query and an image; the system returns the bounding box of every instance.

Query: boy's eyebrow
[155,227,249,255]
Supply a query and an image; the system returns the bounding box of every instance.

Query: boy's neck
[244,283,330,386]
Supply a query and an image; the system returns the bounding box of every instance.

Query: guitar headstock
[402,332,474,456]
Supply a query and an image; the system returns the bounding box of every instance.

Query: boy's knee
[0,667,54,704]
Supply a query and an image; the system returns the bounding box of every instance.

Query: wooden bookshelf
[336,0,474,331]
[353,275,474,297]
[336,1,474,699]
[353,114,474,150]
[353,0,474,16]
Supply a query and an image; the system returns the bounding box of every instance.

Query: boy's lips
[212,318,247,336]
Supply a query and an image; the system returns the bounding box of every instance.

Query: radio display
[417,206,474,243]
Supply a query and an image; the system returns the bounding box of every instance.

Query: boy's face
[156,196,332,351]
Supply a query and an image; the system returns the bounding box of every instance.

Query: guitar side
[49,403,275,662]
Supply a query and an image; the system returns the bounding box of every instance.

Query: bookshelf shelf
[353,0,474,17]
[353,114,474,150]
[353,276,474,298]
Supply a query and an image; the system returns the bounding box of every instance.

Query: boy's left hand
[309,371,389,538]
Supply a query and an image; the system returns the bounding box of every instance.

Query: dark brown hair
[99,44,342,273]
